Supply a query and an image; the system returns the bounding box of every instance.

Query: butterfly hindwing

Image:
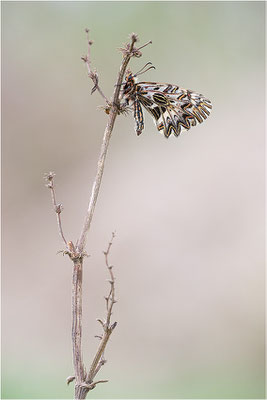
[121,71,212,138]
[136,82,212,138]
[133,99,144,136]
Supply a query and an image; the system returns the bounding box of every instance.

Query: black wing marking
[133,99,144,136]
[136,83,212,138]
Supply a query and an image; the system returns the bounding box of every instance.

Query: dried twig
[46,31,152,400]
[44,172,68,248]
[77,32,151,254]
[104,232,116,329]
[81,29,110,104]
[86,232,117,383]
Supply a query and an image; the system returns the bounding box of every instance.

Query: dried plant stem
[82,29,110,104]
[71,35,140,396]
[45,172,68,247]
[72,259,85,384]
[76,115,116,253]
[77,32,149,253]
[73,33,144,399]
[46,31,152,400]
[87,232,117,383]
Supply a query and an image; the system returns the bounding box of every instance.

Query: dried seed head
[44,171,55,181]
[130,33,139,43]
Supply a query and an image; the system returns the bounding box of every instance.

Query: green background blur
[2,1,265,399]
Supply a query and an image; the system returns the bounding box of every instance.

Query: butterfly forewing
[122,73,212,138]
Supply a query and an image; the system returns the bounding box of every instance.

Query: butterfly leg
[114,98,131,115]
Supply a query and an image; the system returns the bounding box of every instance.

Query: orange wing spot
[202,101,212,109]
[177,93,186,101]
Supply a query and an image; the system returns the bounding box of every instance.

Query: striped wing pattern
[136,82,212,138]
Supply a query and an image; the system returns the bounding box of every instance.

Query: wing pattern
[136,82,212,138]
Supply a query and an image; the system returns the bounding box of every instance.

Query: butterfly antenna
[134,62,155,76]
[135,64,156,77]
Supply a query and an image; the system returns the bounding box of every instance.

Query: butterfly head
[122,69,137,96]
[125,69,135,82]
[122,63,155,96]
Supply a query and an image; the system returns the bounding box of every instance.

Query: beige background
[2,1,265,398]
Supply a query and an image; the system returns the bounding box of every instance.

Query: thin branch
[104,232,116,329]
[67,376,75,385]
[136,39,153,51]
[87,329,112,383]
[77,32,146,254]
[86,233,117,383]
[81,380,109,390]
[44,172,68,247]
[91,354,107,378]
[72,258,85,386]
[81,29,110,104]
[47,32,152,400]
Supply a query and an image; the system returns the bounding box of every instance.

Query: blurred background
[2,1,265,399]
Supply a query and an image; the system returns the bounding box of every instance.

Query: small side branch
[44,172,68,248]
[81,29,110,104]
[104,232,116,329]
[86,233,117,383]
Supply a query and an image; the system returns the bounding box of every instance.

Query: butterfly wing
[136,82,212,138]
[133,99,144,136]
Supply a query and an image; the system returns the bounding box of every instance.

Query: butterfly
[121,63,212,138]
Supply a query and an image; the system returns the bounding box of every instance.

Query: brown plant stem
[46,31,152,400]
[44,172,68,248]
[82,29,110,104]
[72,259,85,385]
[77,32,151,253]
[86,232,117,383]
[73,33,151,397]
[71,34,141,397]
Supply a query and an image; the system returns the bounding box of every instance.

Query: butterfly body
[122,71,212,138]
